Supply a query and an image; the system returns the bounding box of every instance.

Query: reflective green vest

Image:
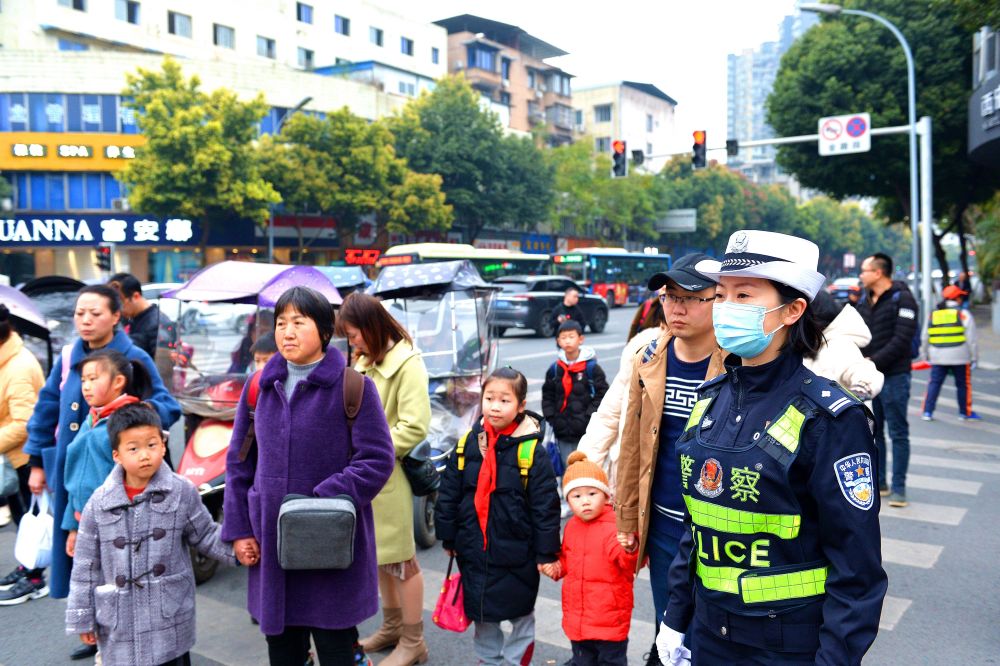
[928,308,965,347]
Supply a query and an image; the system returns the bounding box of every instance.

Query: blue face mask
[713,302,786,359]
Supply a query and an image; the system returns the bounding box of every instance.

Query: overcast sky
[378,0,802,154]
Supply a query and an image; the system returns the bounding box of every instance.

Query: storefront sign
[0,132,146,171]
[345,248,381,265]
[969,72,1000,167]
[520,233,555,254]
[0,215,200,246]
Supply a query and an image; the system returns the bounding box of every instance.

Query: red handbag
[433,556,470,633]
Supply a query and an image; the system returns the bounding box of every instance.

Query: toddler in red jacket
[541,451,639,665]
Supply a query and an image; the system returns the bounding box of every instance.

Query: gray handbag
[277,494,356,570]
[0,456,18,497]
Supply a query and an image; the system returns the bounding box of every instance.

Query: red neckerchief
[557,359,588,411]
[90,394,140,423]
[474,419,519,550]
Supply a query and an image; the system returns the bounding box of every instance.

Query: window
[646,143,653,156]
[57,38,89,51]
[501,57,511,80]
[296,2,312,24]
[298,47,314,70]
[58,0,86,10]
[466,46,495,71]
[397,81,415,96]
[167,11,191,38]
[213,23,234,49]
[595,137,611,153]
[551,74,571,96]
[115,0,139,24]
[527,70,536,89]
[431,47,439,64]
[646,113,654,132]
[335,15,350,36]
[594,104,612,123]
[257,35,276,59]
[370,27,383,46]
[400,37,413,56]
[574,109,583,126]
[499,92,511,106]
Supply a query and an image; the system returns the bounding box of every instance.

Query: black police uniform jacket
[663,350,887,665]
[434,412,561,623]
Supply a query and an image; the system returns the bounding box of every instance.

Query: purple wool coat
[221,349,395,636]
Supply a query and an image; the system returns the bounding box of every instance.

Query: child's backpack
[547,358,598,398]
[455,430,538,488]
[237,367,365,463]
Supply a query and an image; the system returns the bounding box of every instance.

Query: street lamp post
[267,95,313,262]
[801,4,920,299]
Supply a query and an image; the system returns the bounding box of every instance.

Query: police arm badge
[833,453,875,511]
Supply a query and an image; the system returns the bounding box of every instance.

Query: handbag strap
[445,554,454,579]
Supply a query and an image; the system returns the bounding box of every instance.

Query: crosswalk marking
[879,500,966,526]
[879,596,912,631]
[910,437,1000,456]
[904,473,982,496]
[881,537,943,569]
[911,376,1000,406]
[908,452,1000,474]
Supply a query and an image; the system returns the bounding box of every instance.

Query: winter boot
[378,621,428,666]
[359,607,403,653]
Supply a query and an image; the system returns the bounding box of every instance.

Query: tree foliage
[258,109,451,250]
[387,76,552,241]
[766,0,1000,277]
[118,58,279,259]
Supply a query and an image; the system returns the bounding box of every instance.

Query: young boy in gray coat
[66,403,236,666]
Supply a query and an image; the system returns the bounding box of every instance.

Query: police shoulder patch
[833,453,875,510]
[801,377,860,418]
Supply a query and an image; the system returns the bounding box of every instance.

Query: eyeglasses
[659,293,715,305]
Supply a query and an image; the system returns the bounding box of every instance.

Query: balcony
[464,66,502,92]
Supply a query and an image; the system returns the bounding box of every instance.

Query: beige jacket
[577,326,662,493]
[614,330,726,572]
[0,333,45,469]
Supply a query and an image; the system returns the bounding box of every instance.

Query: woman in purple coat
[222,287,395,666]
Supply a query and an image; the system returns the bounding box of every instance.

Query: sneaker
[0,566,27,591]
[0,576,48,605]
[921,412,933,421]
[353,643,372,666]
[0,505,10,527]
[879,485,890,497]
[959,412,983,421]
[888,492,908,508]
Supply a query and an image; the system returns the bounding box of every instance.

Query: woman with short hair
[336,292,432,666]
[223,286,396,666]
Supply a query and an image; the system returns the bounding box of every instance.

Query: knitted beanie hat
[563,451,611,498]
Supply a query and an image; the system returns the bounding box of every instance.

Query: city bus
[552,247,672,306]
[377,243,551,280]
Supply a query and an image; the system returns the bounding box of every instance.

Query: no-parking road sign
[818,112,871,156]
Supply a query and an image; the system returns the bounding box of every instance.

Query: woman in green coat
[337,293,431,666]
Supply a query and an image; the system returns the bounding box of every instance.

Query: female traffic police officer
[655,230,887,665]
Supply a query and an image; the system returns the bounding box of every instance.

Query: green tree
[0,174,11,202]
[766,0,1000,280]
[118,58,279,262]
[388,76,552,241]
[258,110,451,253]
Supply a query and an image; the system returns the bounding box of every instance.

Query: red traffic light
[693,131,706,145]
[612,140,626,154]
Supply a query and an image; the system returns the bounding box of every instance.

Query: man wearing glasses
[613,253,726,666]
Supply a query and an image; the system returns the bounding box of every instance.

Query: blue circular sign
[846,116,867,138]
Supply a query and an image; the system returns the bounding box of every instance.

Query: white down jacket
[804,304,884,404]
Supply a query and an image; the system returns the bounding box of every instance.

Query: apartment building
[0,0,447,283]
[434,14,574,145]
[573,81,678,173]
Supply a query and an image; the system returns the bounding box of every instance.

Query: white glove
[656,622,691,666]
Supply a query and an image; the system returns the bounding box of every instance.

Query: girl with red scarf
[435,368,561,666]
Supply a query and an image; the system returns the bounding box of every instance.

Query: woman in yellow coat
[336,293,431,666]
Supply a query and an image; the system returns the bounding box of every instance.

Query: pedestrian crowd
[0,230,985,666]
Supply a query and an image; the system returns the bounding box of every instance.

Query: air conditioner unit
[111,197,130,211]
[455,60,464,69]
[535,90,543,99]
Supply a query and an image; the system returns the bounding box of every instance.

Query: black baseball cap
[647,253,717,292]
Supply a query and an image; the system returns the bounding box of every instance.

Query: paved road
[2,304,998,664]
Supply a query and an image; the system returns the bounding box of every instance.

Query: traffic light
[692,131,707,169]
[612,140,627,178]
[726,139,739,157]
[95,243,114,272]
[631,149,645,167]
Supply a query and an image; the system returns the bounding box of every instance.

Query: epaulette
[697,372,727,393]
[640,338,659,364]
[800,376,861,417]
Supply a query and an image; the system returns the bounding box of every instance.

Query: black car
[492,276,609,337]
[827,277,862,307]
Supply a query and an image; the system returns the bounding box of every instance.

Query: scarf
[473,419,519,550]
[557,359,588,411]
[90,394,140,423]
